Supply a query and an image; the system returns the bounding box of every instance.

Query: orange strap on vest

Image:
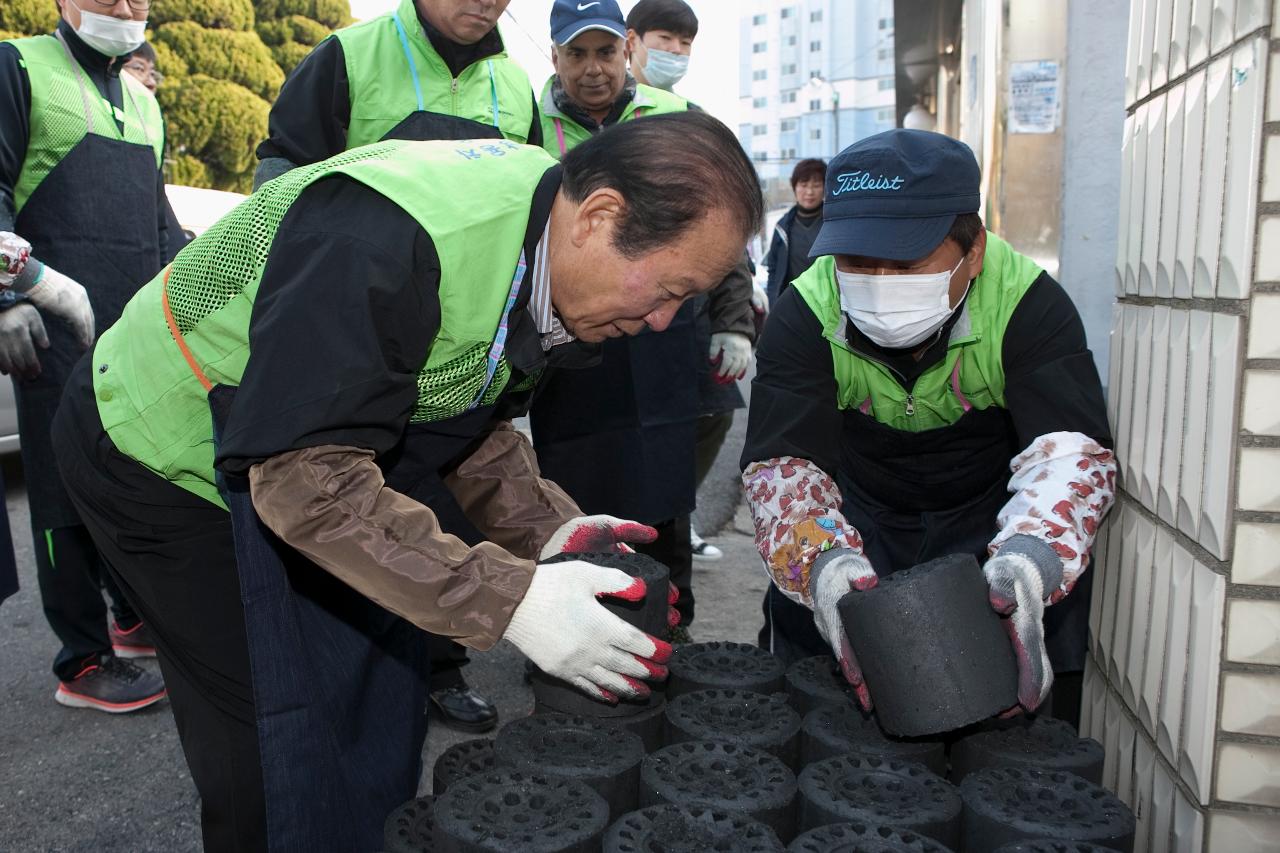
[160,266,214,392]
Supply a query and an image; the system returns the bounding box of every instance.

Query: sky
[346,0,741,127]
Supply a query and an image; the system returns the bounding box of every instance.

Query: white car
[0,184,246,454]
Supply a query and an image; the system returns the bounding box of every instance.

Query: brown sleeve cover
[443,421,581,560]
[249,445,535,651]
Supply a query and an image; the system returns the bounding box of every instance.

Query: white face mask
[71,0,147,57]
[836,256,968,349]
[641,47,689,90]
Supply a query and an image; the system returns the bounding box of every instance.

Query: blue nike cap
[551,0,627,45]
[809,129,982,261]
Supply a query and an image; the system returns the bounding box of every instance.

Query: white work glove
[984,550,1062,712]
[0,303,49,379]
[503,560,673,702]
[539,514,658,559]
[24,264,94,351]
[709,331,752,383]
[750,280,769,315]
[811,551,879,711]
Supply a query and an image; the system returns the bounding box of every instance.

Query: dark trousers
[54,375,428,850]
[36,521,139,681]
[694,412,734,491]
[636,514,694,628]
[54,404,268,850]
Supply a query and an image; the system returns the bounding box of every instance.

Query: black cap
[809,129,981,261]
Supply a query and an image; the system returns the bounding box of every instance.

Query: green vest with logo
[6,34,164,214]
[333,0,535,148]
[790,233,1043,432]
[93,138,554,507]
[538,78,688,158]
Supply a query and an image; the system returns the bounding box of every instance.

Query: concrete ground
[0,389,768,851]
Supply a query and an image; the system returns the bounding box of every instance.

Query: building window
[878,108,894,121]
[879,17,894,29]
[782,90,797,103]
[783,147,797,159]
[752,96,768,108]
[810,128,822,140]
[809,98,822,110]
[781,7,794,18]
[752,13,766,25]
[753,69,768,81]
[753,151,768,162]
[810,10,822,22]
[786,35,797,46]
[753,124,767,136]
[752,42,767,54]
[878,77,895,90]
[810,41,822,52]
[780,119,797,131]
[878,48,892,61]
[782,63,797,75]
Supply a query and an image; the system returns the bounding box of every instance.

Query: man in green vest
[54,114,762,850]
[742,130,1115,721]
[0,0,172,712]
[532,0,755,642]
[254,0,542,730]
[254,0,540,189]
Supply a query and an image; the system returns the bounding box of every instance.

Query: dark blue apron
[166,244,530,851]
[209,385,429,853]
[530,299,699,524]
[13,31,163,531]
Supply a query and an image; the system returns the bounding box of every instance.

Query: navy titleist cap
[809,129,981,261]
[551,0,627,45]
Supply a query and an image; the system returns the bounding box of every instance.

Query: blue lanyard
[393,12,500,127]
[470,248,527,408]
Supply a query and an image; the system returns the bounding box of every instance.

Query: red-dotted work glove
[540,514,658,558]
[810,551,879,712]
[502,560,674,702]
[984,544,1063,712]
[709,331,752,383]
[540,515,680,628]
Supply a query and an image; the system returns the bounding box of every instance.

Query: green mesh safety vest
[538,78,688,158]
[333,0,535,148]
[6,33,164,214]
[93,138,554,507]
[791,233,1043,432]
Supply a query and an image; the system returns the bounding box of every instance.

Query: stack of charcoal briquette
[382,552,1136,852]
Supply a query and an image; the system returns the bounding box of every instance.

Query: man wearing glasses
[0,0,171,711]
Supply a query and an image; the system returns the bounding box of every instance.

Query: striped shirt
[528,221,575,350]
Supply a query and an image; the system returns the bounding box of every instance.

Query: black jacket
[763,205,800,305]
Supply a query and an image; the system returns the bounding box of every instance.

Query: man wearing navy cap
[741,129,1116,719]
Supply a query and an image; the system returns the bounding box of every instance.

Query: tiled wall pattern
[1084,0,1280,849]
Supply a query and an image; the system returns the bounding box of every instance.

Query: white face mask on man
[641,48,689,90]
[836,256,969,350]
[70,0,147,57]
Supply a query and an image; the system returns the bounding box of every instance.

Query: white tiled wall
[1100,1,1280,844]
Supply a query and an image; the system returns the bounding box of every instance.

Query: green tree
[0,0,351,192]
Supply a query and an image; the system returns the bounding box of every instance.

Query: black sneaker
[55,656,167,714]
[109,619,157,659]
[429,685,498,733]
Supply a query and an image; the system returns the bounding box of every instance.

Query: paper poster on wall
[1008,60,1061,134]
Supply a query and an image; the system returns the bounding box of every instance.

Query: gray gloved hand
[810,550,878,711]
[984,541,1064,712]
[750,280,769,315]
[0,302,48,379]
[709,331,752,383]
[24,264,94,350]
